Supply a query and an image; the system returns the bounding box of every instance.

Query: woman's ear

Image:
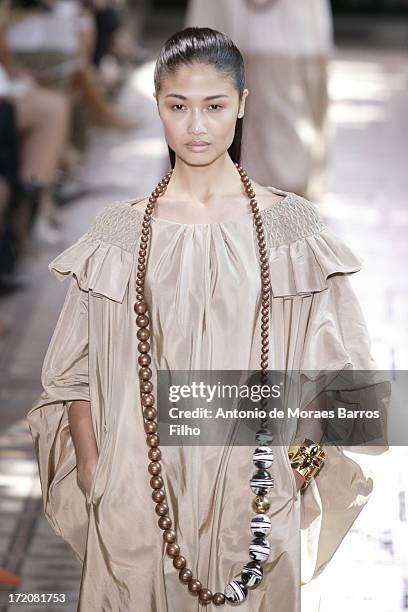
[153,91,162,116]
[238,88,249,119]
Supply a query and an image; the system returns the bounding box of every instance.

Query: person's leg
[14,86,70,243]
[15,86,70,190]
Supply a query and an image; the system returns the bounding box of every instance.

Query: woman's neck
[165,154,243,204]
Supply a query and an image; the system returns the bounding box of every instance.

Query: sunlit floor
[0,44,407,610]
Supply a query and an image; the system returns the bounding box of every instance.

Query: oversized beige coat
[26,187,388,611]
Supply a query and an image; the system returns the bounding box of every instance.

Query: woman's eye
[172,104,223,111]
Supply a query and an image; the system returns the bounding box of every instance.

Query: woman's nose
[188,109,207,135]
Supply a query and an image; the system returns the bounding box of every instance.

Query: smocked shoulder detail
[85,201,144,253]
[261,193,328,248]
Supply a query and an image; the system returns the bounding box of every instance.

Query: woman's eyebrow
[164,94,230,100]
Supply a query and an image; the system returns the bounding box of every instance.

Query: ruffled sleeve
[26,276,90,562]
[264,193,390,586]
[47,200,144,303]
[26,200,144,562]
[297,273,390,586]
[261,192,363,297]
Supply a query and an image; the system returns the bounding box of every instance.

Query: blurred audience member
[84,0,149,68]
[6,0,131,126]
[187,0,333,199]
[1,4,70,262]
[0,0,134,259]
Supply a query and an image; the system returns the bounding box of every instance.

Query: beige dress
[26,187,388,611]
[186,0,333,199]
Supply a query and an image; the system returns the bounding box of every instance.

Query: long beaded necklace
[134,163,274,606]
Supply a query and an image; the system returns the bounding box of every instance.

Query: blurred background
[0,0,407,610]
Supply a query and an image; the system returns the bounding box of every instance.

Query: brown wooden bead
[163,528,176,543]
[152,489,165,503]
[212,592,226,605]
[158,515,172,530]
[188,579,201,594]
[139,367,152,380]
[138,341,150,353]
[148,447,161,461]
[136,314,149,328]
[137,328,150,341]
[150,475,163,489]
[148,461,161,475]
[138,354,151,367]
[134,302,147,314]
[166,543,180,558]
[155,502,169,516]
[140,378,153,392]
[143,407,156,420]
[199,588,213,604]
[142,393,154,407]
[144,421,157,434]
[147,433,159,447]
[173,555,186,569]
[179,568,193,584]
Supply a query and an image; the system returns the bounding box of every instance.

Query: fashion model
[27,28,387,612]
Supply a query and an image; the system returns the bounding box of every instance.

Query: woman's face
[155,62,248,166]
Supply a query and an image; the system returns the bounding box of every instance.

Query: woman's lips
[185,142,211,152]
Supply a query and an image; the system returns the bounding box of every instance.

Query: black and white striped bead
[241,560,263,588]
[249,536,270,562]
[250,470,274,495]
[224,580,248,604]
[255,429,273,446]
[250,514,271,537]
[253,447,274,469]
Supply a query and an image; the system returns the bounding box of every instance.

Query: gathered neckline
[130,186,291,227]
